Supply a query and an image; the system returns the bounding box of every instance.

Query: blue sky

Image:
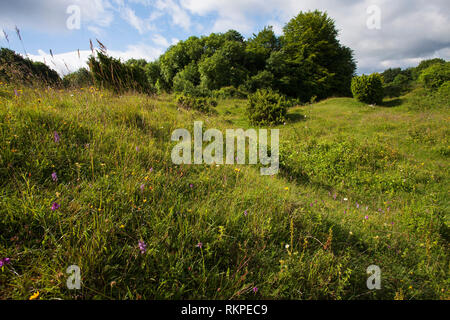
[1,0,449,76]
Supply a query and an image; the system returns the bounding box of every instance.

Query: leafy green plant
[246,88,288,125]
[351,73,384,104]
[175,93,217,113]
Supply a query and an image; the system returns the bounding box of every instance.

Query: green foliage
[246,88,288,125]
[211,86,247,99]
[0,85,448,300]
[351,73,384,104]
[175,93,217,113]
[0,47,60,85]
[275,11,356,100]
[418,62,450,91]
[245,70,275,92]
[62,68,93,88]
[88,51,154,94]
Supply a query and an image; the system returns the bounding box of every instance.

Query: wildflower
[138,240,147,254]
[119,225,125,228]
[343,198,348,201]
[333,193,337,200]
[253,287,258,294]
[140,184,145,192]
[53,131,60,143]
[244,210,248,216]
[365,206,368,211]
[135,146,139,151]
[234,168,240,172]
[51,202,60,211]
[356,203,359,209]
[284,187,289,191]
[29,291,40,300]
[14,89,19,98]
[189,184,193,188]
[150,167,153,173]
[196,242,203,249]
[51,172,58,182]
[365,215,369,220]
[285,244,290,249]
[0,257,11,267]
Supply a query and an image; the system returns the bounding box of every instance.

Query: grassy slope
[0,83,448,299]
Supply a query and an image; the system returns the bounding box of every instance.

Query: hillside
[0,82,448,299]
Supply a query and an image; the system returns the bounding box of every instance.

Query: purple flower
[244,210,248,216]
[196,242,203,249]
[53,131,60,143]
[51,172,58,182]
[138,240,147,254]
[135,146,139,151]
[140,184,145,192]
[0,258,11,267]
[150,167,153,173]
[189,184,193,188]
[51,202,60,211]
[365,215,369,220]
[356,203,359,209]
[253,287,258,294]
[344,209,347,214]
[332,193,337,200]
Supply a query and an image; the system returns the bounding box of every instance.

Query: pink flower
[196,242,203,249]
[253,287,258,294]
[53,131,60,143]
[138,240,147,254]
[365,215,369,220]
[51,172,58,182]
[51,202,60,211]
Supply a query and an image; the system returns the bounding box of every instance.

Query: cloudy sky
[0,0,449,76]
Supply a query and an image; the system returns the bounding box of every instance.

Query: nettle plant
[351,73,384,105]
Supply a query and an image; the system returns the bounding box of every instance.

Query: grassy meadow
[0,82,448,300]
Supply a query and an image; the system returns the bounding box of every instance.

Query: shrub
[175,94,217,113]
[88,51,153,94]
[419,62,450,91]
[62,68,93,88]
[246,88,288,125]
[212,86,247,99]
[351,73,383,104]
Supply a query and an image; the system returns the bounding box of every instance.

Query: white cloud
[120,6,150,34]
[155,0,191,30]
[180,0,450,73]
[152,34,170,47]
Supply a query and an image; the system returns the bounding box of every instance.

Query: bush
[246,89,288,125]
[175,94,217,113]
[351,73,383,104]
[88,51,154,94]
[212,86,247,99]
[63,68,93,88]
[419,62,450,91]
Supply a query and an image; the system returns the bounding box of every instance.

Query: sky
[0,0,449,76]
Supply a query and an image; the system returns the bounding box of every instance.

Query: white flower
[285,244,290,249]
[343,198,348,201]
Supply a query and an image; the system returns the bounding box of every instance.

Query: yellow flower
[143,199,147,203]
[284,187,289,190]
[119,224,125,228]
[29,291,40,300]
[234,168,240,172]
